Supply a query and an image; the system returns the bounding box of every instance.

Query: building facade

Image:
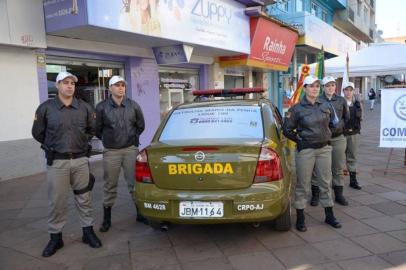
[0,0,299,181]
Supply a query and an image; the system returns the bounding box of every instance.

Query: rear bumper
[134,181,290,224]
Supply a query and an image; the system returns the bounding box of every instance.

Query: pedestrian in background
[311,76,350,207]
[343,82,362,190]
[96,75,146,233]
[283,75,341,232]
[368,88,376,110]
[32,72,102,257]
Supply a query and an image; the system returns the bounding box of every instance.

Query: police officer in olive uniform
[343,82,362,189]
[310,76,350,206]
[283,75,341,232]
[32,72,102,257]
[96,76,145,232]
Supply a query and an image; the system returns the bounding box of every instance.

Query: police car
[135,88,292,230]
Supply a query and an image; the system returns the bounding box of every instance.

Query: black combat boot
[349,172,361,190]
[42,233,64,257]
[333,186,349,206]
[324,207,342,228]
[310,185,320,206]
[296,209,307,232]
[99,206,111,232]
[82,226,102,248]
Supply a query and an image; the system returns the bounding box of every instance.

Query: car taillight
[254,147,284,183]
[135,150,154,184]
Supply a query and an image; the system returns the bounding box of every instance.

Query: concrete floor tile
[342,206,386,219]
[338,255,393,270]
[182,257,234,270]
[131,247,179,270]
[128,233,172,251]
[215,236,266,256]
[81,253,131,270]
[304,262,343,270]
[294,224,342,243]
[174,241,223,263]
[272,244,330,268]
[24,199,49,209]
[352,233,406,254]
[388,229,406,244]
[0,226,44,248]
[362,184,394,194]
[312,238,371,261]
[377,191,406,201]
[256,230,306,250]
[369,202,406,216]
[361,216,406,232]
[0,208,21,220]
[167,224,211,246]
[337,220,378,237]
[17,207,48,219]
[351,194,390,205]
[228,251,285,270]
[0,200,27,210]
[379,250,406,267]
[0,246,64,270]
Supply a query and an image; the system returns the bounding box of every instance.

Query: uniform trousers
[294,145,334,209]
[47,157,93,233]
[102,145,138,207]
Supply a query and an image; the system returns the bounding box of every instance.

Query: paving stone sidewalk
[1,101,406,270]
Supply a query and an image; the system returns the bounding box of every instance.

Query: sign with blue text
[86,0,250,53]
[380,88,406,148]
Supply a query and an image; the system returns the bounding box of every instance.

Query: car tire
[274,203,292,231]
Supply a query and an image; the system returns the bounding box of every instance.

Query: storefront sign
[153,45,193,65]
[380,88,406,148]
[219,17,298,71]
[160,78,190,89]
[44,0,250,54]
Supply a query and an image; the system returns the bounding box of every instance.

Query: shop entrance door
[46,57,124,108]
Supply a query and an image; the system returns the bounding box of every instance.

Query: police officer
[283,75,341,232]
[32,72,102,257]
[343,82,362,189]
[310,76,350,206]
[96,75,145,232]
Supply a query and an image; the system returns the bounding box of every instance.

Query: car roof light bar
[192,87,265,97]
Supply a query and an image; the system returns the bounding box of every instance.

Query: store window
[159,67,199,119]
[224,75,244,89]
[296,0,304,12]
[311,2,318,16]
[46,57,124,108]
[322,10,328,22]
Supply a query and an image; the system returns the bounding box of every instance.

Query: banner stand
[384,148,395,175]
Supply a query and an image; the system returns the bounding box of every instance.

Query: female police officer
[283,75,341,232]
[343,82,362,189]
[310,76,350,206]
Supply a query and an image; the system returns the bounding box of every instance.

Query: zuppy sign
[219,17,298,71]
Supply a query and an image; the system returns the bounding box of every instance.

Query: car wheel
[274,203,292,231]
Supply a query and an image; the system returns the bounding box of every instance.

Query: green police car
[135,88,292,230]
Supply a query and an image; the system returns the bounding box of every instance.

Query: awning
[219,17,298,71]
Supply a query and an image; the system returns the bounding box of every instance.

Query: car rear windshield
[159,105,264,142]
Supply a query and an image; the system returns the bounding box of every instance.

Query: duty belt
[54,152,87,160]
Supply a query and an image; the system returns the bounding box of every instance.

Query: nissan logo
[194,151,205,162]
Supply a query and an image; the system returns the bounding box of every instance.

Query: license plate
[179,201,224,218]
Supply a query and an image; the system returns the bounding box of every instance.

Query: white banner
[380,88,406,148]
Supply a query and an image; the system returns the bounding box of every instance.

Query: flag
[314,46,325,95]
[341,53,350,96]
[289,63,310,106]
